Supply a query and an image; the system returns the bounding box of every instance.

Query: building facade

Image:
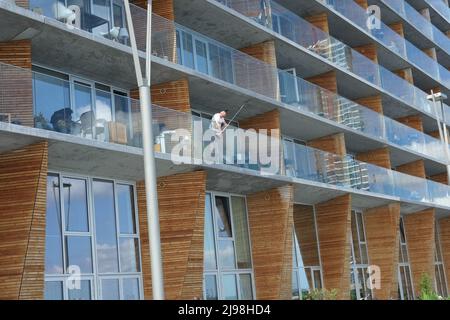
[1,0,450,300]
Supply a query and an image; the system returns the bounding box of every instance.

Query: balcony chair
[100,26,121,41]
[53,2,76,23]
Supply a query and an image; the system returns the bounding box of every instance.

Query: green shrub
[304,288,339,300]
[418,273,439,300]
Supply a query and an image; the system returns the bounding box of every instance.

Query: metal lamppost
[427,91,450,185]
[123,0,165,299]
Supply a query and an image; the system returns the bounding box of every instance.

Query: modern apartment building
[2,0,450,300]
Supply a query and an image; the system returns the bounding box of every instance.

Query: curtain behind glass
[231,196,252,269]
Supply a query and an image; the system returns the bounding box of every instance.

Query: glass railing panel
[348,49,381,86]
[428,179,450,207]
[405,41,439,79]
[425,0,450,22]
[402,1,433,39]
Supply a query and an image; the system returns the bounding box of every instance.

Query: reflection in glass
[95,88,112,142]
[123,278,140,300]
[68,280,91,300]
[204,194,217,270]
[204,275,218,300]
[222,274,238,300]
[65,236,93,273]
[74,82,94,139]
[101,278,120,300]
[63,177,89,232]
[231,197,252,269]
[215,196,232,237]
[44,281,63,300]
[93,180,119,273]
[119,238,140,272]
[117,184,136,234]
[45,174,64,274]
[239,274,253,300]
[219,240,236,270]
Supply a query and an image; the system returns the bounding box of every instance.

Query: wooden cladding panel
[247,185,294,300]
[353,43,378,63]
[293,204,320,267]
[427,130,440,139]
[356,147,391,169]
[354,0,368,9]
[363,203,400,300]
[0,40,32,69]
[396,160,426,179]
[403,209,436,296]
[355,95,383,114]
[304,13,330,34]
[238,40,279,101]
[438,217,450,293]
[315,194,352,299]
[137,171,206,300]
[389,22,405,37]
[239,109,280,132]
[306,71,337,93]
[394,68,414,85]
[430,172,448,184]
[131,0,174,20]
[423,47,437,61]
[307,133,346,157]
[151,79,191,113]
[395,114,424,132]
[0,142,48,300]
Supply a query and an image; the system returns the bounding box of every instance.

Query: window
[398,217,415,300]
[435,223,448,297]
[350,210,371,300]
[44,173,142,300]
[292,204,323,300]
[203,192,255,300]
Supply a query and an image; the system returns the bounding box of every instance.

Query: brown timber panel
[396,160,426,178]
[430,173,448,184]
[247,185,294,300]
[389,22,405,37]
[353,43,378,63]
[307,133,346,156]
[394,68,414,84]
[356,147,391,169]
[15,0,29,8]
[306,71,337,93]
[239,40,279,100]
[239,109,280,133]
[354,0,369,9]
[427,130,440,139]
[363,203,400,300]
[293,204,320,267]
[0,40,33,127]
[304,13,330,33]
[137,171,206,300]
[395,114,424,132]
[439,217,450,293]
[355,95,383,114]
[0,142,48,300]
[423,47,437,60]
[131,0,174,20]
[315,194,352,299]
[403,209,435,295]
[151,79,191,113]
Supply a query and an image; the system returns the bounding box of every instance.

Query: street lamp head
[427,92,448,102]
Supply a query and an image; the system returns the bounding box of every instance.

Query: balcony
[424,0,450,23]
[212,0,450,126]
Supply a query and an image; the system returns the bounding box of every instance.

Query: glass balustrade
[425,0,450,22]
[213,0,450,125]
[1,62,450,209]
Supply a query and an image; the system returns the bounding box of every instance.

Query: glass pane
[119,238,140,272]
[117,184,136,234]
[65,236,93,273]
[101,278,120,300]
[292,271,300,299]
[214,196,232,237]
[113,94,131,141]
[239,274,253,300]
[222,274,238,300]
[33,73,72,133]
[68,280,91,300]
[360,243,368,265]
[63,177,89,232]
[181,31,195,68]
[93,180,119,273]
[356,212,366,242]
[299,268,310,296]
[313,270,322,289]
[204,275,218,300]
[195,39,209,74]
[95,88,112,142]
[45,174,64,274]
[91,0,111,35]
[123,278,140,300]
[218,240,236,270]
[204,194,217,270]
[231,196,252,269]
[74,82,94,139]
[44,281,63,300]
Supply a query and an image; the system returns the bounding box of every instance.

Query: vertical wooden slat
[355,95,383,114]
[307,133,346,156]
[137,170,206,299]
[356,147,391,169]
[396,160,426,179]
[353,43,378,63]
[247,185,294,300]
[315,194,352,299]
[363,203,400,300]
[394,68,414,84]
[0,142,48,300]
[438,217,450,293]
[131,0,174,20]
[403,209,436,296]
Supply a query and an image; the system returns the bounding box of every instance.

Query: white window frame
[398,217,415,300]
[203,191,256,300]
[44,171,144,300]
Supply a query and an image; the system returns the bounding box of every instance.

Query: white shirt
[210,113,225,133]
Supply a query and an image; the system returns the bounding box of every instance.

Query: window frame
[397,217,415,300]
[44,171,144,300]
